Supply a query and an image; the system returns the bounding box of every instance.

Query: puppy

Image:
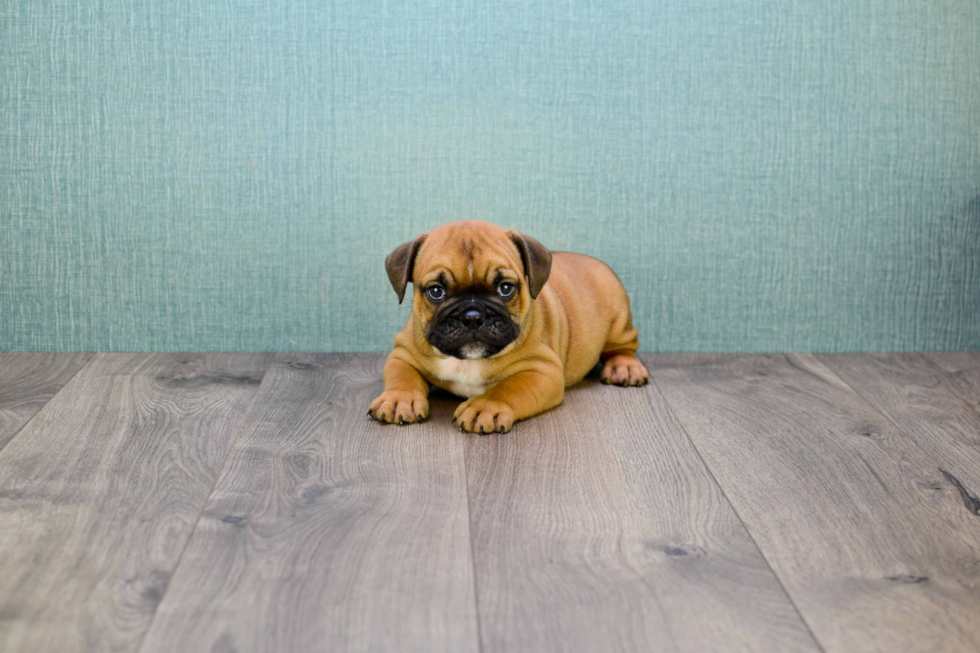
[368,220,649,433]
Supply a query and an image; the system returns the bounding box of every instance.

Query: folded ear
[385,234,426,304]
[509,231,552,299]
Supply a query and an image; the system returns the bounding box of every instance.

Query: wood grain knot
[155,373,262,388]
[939,468,980,516]
[285,452,315,476]
[220,515,248,527]
[141,586,164,605]
[300,485,332,506]
[886,575,928,584]
[648,543,707,559]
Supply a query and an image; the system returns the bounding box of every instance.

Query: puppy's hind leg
[598,306,650,387]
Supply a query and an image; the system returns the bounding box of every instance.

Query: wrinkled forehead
[414,229,522,289]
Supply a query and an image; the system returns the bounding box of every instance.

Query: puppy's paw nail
[370,392,428,427]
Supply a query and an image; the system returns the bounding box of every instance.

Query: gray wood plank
[925,352,980,412]
[649,353,980,653]
[139,354,479,653]
[0,353,272,653]
[0,353,93,451]
[818,353,980,503]
[465,374,820,652]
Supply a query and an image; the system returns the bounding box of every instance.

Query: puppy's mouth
[425,297,520,360]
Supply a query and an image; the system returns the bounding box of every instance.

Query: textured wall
[2,0,978,353]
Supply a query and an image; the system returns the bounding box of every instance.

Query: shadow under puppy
[369,220,649,433]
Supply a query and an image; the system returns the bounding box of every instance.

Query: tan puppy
[368,220,649,433]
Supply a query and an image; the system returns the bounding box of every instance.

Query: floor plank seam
[462,436,487,653]
[132,354,276,653]
[646,366,829,653]
[0,352,95,457]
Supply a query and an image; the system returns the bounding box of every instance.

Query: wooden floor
[0,353,978,653]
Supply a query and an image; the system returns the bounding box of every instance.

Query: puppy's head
[385,220,552,360]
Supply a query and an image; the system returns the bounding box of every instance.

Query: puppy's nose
[461,308,484,330]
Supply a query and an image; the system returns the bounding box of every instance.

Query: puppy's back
[543,251,635,383]
[549,251,632,314]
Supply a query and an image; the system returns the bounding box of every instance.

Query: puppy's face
[386,221,552,360]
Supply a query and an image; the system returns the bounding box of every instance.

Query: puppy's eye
[425,285,446,302]
[497,282,517,299]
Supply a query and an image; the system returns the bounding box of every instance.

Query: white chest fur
[434,357,490,398]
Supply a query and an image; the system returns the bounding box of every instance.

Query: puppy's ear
[385,235,426,304]
[509,231,552,299]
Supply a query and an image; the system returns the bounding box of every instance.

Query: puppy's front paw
[368,390,429,425]
[453,397,516,434]
[600,355,650,387]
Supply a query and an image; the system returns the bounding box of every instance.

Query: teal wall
[2,0,978,353]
